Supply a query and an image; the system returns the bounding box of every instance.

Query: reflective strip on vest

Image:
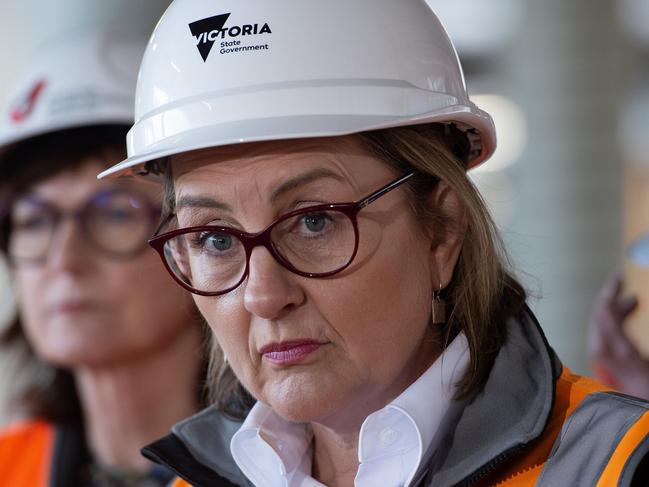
[537,393,649,486]
[598,408,649,486]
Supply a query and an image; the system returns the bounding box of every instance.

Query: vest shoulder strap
[538,391,649,486]
[474,369,649,486]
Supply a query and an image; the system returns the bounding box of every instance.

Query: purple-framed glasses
[3,188,159,265]
[149,171,423,296]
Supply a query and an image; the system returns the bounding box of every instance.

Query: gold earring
[431,283,446,324]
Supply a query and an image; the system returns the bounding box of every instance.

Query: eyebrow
[176,168,347,212]
[269,168,345,202]
[176,196,232,212]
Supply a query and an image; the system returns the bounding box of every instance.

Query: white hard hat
[100,0,497,180]
[0,26,149,155]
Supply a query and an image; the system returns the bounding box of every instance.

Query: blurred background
[1,0,649,418]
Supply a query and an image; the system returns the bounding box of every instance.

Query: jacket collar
[143,407,253,487]
[49,421,90,487]
[428,306,560,486]
[143,306,559,487]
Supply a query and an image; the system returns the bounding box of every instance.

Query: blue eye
[303,213,328,232]
[194,232,233,253]
[206,233,232,251]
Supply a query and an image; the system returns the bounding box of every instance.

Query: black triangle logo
[189,13,231,62]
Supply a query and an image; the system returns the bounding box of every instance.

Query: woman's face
[172,136,461,427]
[12,158,195,369]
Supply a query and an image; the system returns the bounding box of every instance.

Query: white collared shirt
[230,333,470,487]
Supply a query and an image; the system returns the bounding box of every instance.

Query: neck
[75,326,203,471]
[311,422,359,487]
[310,330,442,486]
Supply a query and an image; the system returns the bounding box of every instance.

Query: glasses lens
[84,191,155,257]
[163,229,246,293]
[271,209,356,275]
[8,200,55,262]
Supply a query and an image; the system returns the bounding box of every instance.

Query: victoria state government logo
[189,13,272,62]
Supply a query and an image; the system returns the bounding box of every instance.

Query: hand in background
[588,274,649,400]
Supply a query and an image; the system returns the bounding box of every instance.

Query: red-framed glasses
[149,171,423,296]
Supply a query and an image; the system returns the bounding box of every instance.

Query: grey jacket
[143,307,649,486]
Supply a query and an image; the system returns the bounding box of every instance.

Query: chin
[271,399,332,424]
[31,319,117,362]
[33,331,126,369]
[38,346,113,369]
[263,378,347,425]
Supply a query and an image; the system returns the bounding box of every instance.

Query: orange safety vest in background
[0,419,176,486]
[0,420,54,486]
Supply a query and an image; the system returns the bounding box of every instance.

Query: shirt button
[380,428,398,447]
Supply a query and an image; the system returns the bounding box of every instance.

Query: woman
[102,0,649,485]
[0,26,206,486]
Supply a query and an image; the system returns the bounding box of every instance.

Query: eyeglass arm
[357,171,417,209]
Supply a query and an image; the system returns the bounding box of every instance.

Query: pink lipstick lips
[260,341,324,365]
[53,300,96,314]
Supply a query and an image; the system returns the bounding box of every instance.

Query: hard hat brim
[99,106,496,180]
[0,114,133,154]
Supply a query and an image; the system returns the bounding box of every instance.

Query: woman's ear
[428,180,467,288]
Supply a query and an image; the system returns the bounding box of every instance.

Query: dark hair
[0,125,209,421]
[0,125,130,421]
[161,124,526,414]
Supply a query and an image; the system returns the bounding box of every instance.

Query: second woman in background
[0,20,208,487]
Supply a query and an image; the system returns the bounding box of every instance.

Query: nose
[47,218,94,272]
[243,246,305,320]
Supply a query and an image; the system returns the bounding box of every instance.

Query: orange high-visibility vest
[0,420,54,486]
[474,368,649,486]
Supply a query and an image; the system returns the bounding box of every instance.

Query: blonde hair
[359,125,526,397]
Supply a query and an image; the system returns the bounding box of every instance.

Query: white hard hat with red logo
[0,26,148,154]
[99,0,497,179]
[0,0,176,158]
